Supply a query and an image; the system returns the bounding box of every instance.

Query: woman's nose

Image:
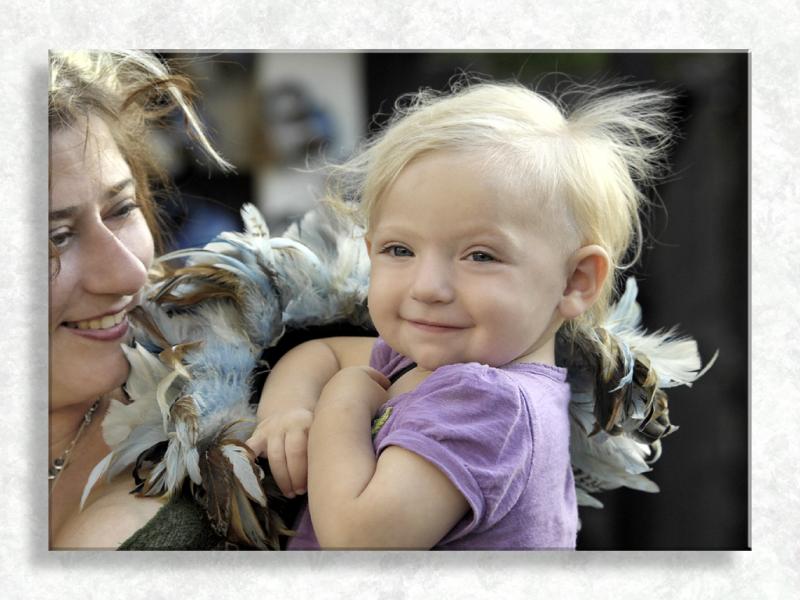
[81,222,149,297]
[409,256,455,304]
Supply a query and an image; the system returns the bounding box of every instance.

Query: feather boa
[83,203,714,546]
[83,203,368,549]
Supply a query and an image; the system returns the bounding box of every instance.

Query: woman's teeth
[67,309,126,330]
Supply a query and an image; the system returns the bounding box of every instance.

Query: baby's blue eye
[385,245,413,257]
[469,251,495,262]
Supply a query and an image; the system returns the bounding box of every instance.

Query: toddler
[246,81,676,549]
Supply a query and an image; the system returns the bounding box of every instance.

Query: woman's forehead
[50,116,132,202]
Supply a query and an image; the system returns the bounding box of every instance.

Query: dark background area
[159,52,749,550]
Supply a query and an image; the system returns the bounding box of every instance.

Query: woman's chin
[50,343,130,408]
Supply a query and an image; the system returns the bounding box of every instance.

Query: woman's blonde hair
[326,79,676,330]
[48,51,233,261]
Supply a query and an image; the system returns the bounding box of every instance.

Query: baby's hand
[246,407,314,498]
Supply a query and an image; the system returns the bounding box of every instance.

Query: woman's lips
[62,309,130,341]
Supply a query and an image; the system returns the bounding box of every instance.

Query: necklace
[49,399,100,486]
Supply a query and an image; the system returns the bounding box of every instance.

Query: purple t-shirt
[288,338,577,550]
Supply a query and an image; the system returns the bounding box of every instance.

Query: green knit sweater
[118,495,228,550]
[118,492,300,550]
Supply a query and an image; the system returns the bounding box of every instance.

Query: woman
[48,51,233,548]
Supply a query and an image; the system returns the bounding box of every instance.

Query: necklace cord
[49,400,100,487]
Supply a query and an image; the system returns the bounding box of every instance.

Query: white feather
[571,420,655,478]
[606,276,643,331]
[121,342,171,403]
[270,237,323,268]
[575,487,605,509]
[185,447,202,485]
[623,330,706,387]
[80,452,112,509]
[221,443,266,506]
[173,411,197,447]
[241,202,270,238]
[607,278,717,388]
[142,459,167,496]
[155,369,183,429]
[102,396,160,447]
[164,437,187,493]
[106,425,169,480]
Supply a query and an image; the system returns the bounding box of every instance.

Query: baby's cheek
[476,334,520,367]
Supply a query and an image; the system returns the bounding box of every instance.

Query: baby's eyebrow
[462,226,518,244]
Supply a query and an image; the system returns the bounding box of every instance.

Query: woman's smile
[61,307,131,341]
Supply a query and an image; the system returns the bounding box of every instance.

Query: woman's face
[49,115,155,409]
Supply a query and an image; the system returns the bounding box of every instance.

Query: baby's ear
[558,245,610,320]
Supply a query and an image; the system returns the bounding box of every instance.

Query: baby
[246,81,675,549]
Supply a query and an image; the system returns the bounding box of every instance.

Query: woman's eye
[108,200,140,220]
[468,251,496,262]
[49,229,73,249]
[383,245,413,257]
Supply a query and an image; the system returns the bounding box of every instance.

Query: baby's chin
[387,335,505,370]
[408,352,485,371]
[416,352,529,371]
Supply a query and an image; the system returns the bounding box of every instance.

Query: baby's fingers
[245,424,268,458]
[266,435,295,498]
[246,428,294,496]
[284,428,308,496]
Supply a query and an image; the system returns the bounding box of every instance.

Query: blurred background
[155,52,748,550]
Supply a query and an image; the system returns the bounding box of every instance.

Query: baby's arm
[307,367,469,548]
[246,336,375,498]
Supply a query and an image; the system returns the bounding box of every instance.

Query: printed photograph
[48,51,747,550]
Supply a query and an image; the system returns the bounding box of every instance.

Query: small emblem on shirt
[371,406,393,437]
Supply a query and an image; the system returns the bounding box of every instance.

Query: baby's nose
[409,258,455,304]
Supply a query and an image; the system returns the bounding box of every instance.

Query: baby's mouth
[63,309,127,331]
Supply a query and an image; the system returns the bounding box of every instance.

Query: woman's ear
[558,245,610,320]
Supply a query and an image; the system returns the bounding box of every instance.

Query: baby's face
[366,150,572,370]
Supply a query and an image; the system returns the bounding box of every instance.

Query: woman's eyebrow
[49,206,78,221]
[106,178,134,199]
[49,178,134,221]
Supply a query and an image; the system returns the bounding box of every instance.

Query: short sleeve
[369,337,415,380]
[374,362,534,545]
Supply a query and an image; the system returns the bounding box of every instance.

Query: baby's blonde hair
[326,79,676,330]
